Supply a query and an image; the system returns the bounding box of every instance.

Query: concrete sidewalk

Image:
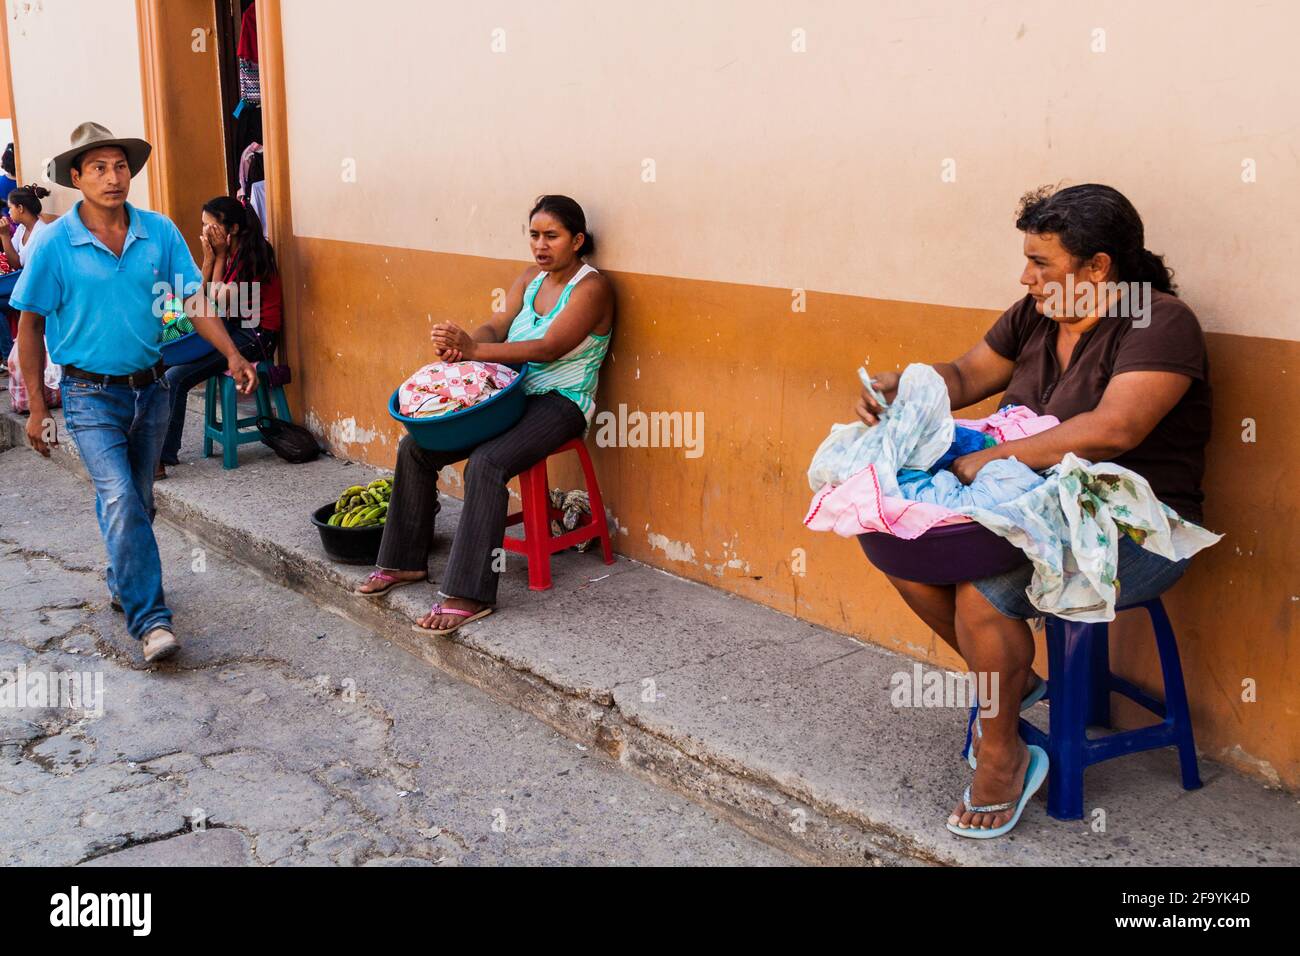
[3,398,1297,865]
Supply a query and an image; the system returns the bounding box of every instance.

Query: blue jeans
[60,376,173,639]
[159,326,269,465]
[0,312,13,359]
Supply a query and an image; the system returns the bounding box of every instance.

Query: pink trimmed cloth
[805,464,973,539]
[955,405,1059,443]
[803,404,1059,539]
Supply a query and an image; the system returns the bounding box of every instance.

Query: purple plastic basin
[857,521,1027,585]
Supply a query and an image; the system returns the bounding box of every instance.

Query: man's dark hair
[1015,183,1176,295]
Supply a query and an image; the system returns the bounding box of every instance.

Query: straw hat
[46,122,151,188]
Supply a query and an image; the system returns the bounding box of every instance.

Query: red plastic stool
[503,438,615,590]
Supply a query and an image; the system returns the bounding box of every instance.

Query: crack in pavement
[0,536,101,576]
[305,762,442,861]
[74,820,243,865]
[16,713,95,774]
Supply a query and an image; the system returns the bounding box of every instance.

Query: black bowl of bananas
[312,477,392,564]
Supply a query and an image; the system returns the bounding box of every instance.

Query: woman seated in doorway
[855,184,1211,838]
[0,184,53,267]
[157,195,282,478]
[356,195,614,633]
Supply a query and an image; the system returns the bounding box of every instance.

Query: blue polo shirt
[10,200,201,375]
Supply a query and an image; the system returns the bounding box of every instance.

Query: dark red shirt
[222,257,282,334]
[984,291,1212,523]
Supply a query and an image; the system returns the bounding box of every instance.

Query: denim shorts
[972,535,1191,620]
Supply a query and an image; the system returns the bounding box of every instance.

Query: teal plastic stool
[203,360,292,469]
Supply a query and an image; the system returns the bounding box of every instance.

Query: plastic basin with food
[857,521,1026,585]
[311,502,384,565]
[388,364,529,451]
[160,330,216,366]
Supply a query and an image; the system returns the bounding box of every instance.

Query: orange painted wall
[5,0,152,214]
[0,18,11,121]
[135,0,228,259]
[287,235,1300,790]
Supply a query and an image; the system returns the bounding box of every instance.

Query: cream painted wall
[280,0,1297,340]
[5,0,151,214]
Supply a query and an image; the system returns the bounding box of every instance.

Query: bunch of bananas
[328,478,392,528]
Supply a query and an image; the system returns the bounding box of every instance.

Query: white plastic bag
[6,340,61,413]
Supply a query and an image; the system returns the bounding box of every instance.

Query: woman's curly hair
[1015,183,1176,295]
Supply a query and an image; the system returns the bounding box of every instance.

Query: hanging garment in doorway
[233,104,262,160]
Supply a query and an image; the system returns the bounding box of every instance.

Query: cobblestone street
[0,446,793,866]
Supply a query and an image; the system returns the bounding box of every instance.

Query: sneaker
[142,627,180,663]
[110,594,123,613]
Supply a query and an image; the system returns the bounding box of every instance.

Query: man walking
[12,122,257,663]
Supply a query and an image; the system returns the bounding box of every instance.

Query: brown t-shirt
[983,291,1212,523]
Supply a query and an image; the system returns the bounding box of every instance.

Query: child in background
[0,184,53,267]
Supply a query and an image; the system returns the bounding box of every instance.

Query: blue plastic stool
[203,360,292,469]
[1019,597,1202,820]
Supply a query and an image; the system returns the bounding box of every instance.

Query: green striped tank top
[506,263,610,423]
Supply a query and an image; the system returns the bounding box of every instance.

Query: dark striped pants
[376,392,587,604]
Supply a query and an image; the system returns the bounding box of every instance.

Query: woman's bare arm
[856,339,1015,424]
[950,370,1193,482]
[433,271,611,365]
[939,340,1017,412]
[472,275,611,364]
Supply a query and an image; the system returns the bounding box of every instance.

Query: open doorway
[214,0,267,237]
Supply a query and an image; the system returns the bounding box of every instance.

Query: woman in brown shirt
[856,184,1212,837]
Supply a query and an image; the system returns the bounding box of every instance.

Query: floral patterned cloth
[397,360,518,418]
[959,453,1221,621]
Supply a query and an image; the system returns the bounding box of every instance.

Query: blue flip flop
[963,675,1047,770]
[946,744,1049,839]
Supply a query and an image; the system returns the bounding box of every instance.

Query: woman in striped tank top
[357,196,614,635]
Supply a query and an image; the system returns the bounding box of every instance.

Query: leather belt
[62,361,166,388]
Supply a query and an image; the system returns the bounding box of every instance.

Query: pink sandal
[354,570,426,598]
[412,602,494,634]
